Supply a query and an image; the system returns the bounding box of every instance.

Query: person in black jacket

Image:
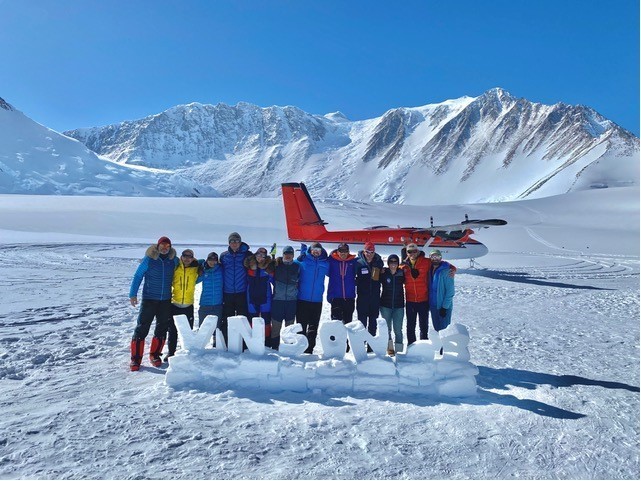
[379,254,405,355]
[269,245,300,350]
[355,242,384,340]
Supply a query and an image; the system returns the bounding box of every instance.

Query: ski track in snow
[0,244,639,479]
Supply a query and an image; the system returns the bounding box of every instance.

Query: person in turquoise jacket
[427,249,455,333]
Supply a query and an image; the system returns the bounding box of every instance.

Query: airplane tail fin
[281,182,328,242]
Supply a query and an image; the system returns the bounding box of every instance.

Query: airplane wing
[413,218,507,234]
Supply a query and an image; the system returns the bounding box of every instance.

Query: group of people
[128,232,455,371]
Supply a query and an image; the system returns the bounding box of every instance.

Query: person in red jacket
[401,243,455,345]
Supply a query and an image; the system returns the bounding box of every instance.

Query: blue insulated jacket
[327,250,358,302]
[198,262,223,306]
[429,261,455,309]
[246,262,273,315]
[296,248,329,303]
[129,245,178,301]
[220,242,252,294]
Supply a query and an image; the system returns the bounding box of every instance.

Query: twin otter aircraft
[281,182,507,260]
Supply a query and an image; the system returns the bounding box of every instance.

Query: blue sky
[1,0,639,135]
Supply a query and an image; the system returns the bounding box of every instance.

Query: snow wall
[165,315,478,398]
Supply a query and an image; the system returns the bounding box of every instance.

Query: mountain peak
[324,111,349,122]
[479,87,516,102]
[0,97,14,111]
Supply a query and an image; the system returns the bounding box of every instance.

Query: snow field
[0,188,638,479]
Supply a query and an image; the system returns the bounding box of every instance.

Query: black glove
[410,268,419,279]
[439,307,447,318]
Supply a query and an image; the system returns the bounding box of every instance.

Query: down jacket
[129,245,178,301]
[380,267,405,309]
[220,242,252,294]
[296,247,329,303]
[198,262,223,306]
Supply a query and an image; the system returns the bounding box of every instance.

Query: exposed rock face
[6,88,640,203]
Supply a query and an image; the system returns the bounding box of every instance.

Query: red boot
[149,336,165,367]
[130,338,145,371]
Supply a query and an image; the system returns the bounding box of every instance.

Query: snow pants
[406,301,429,344]
[132,299,172,341]
[330,298,355,324]
[167,305,194,356]
[271,300,297,350]
[198,304,223,329]
[357,299,380,336]
[297,300,323,354]
[221,292,249,345]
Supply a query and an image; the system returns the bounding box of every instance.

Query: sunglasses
[364,250,374,254]
[256,252,267,257]
[430,255,442,260]
[311,247,322,253]
[407,250,418,254]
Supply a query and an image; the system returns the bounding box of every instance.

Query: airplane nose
[475,243,489,258]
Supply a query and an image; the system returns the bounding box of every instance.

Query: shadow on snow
[459,268,612,290]
[474,365,640,419]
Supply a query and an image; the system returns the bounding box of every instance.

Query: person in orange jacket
[401,243,455,345]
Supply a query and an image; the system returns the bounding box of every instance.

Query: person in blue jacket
[327,243,358,324]
[128,236,179,371]
[428,250,455,340]
[219,232,252,344]
[198,251,224,333]
[296,242,329,354]
[244,246,274,347]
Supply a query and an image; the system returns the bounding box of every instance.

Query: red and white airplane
[281,182,507,260]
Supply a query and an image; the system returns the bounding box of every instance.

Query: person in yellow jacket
[165,249,202,360]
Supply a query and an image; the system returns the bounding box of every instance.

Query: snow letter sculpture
[165,317,478,398]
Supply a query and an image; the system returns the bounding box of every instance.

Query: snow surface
[0,187,639,479]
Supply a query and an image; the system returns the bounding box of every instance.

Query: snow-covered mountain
[64,88,639,204]
[0,98,217,197]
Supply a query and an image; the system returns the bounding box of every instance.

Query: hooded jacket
[129,245,178,301]
[327,250,358,302]
[172,258,201,306]
[429,261,455,310]
[220,242,252,294]
[271,256,300,301]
